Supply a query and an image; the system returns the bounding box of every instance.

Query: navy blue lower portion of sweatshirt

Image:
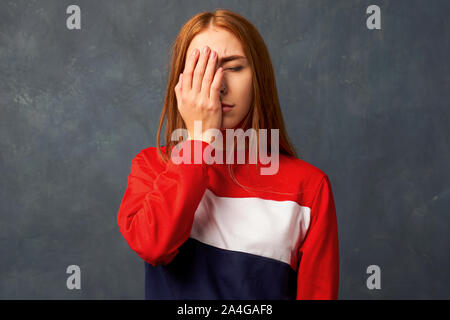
[144,238,297,300]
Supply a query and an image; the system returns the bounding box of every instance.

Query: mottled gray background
[1,0,449,299]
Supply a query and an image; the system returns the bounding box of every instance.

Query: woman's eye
[225,66,243,72]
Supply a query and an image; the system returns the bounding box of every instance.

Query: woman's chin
[221,119,243,130]
[220,122,234,130]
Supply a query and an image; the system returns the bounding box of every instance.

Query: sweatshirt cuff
[169,139,213,166]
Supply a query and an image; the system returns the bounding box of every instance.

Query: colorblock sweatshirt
[117,139,339,300]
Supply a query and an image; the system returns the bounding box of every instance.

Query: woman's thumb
[174,73,182,99]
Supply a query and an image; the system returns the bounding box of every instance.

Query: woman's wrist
[187,131,213,144]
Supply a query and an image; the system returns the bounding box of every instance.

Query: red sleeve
[296,174,340,300]
[117,139,211,267]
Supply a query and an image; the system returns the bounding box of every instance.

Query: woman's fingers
[192,46,211,93]
[180,46,222,111]
[177,46,223,140]
[210,67,223,105]
[183,49,199,91]
[201,50,217,98]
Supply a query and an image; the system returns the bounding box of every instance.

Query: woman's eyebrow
[218,55,246,65]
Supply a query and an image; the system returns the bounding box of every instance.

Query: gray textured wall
[1,0,449,299]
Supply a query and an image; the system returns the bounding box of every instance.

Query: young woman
[117,9,339,300]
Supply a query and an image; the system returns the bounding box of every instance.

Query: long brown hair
[156,9,299,191]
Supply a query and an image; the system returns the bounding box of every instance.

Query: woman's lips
[221,104,234,112]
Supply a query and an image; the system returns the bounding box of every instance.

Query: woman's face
[185,27,253,129]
